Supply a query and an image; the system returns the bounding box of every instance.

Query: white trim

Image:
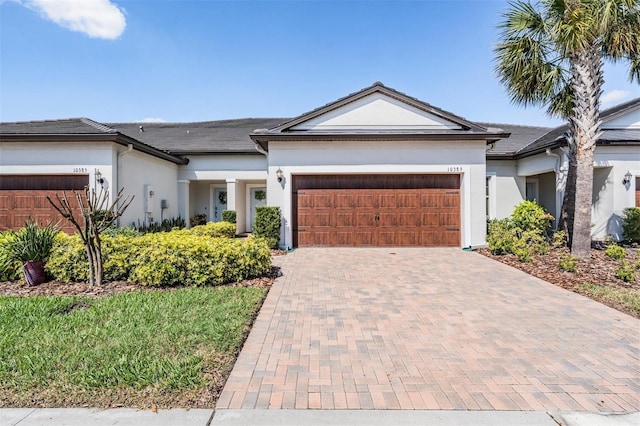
[245,183,267,231]
[209,183,227,222]
[486,172,497,220]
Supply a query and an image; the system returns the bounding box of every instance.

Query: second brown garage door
[0,175,89,233]
[293,174,460,247]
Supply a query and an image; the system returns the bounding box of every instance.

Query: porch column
[177,180,190,227]
[226,179,238,233]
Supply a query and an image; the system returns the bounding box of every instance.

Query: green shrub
[222,210,237,224]
[487,219,518,255]
[511,200,554,234]
[0,232,21,281]
[253,206,281,249]
[552,230,567,248]
[102,226,141,238]
[615,261,637,283]
[129,234,270,286]
[559,254,577,272]
[134,217,186,234]
[1,221,59,264]
[47,229,269,286]
[186,222,236,238]
[622,207,640,244]
[190,214,208,228]
[46,233,90,282]
[605,244,626,261]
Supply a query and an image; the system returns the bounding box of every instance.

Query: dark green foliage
[1,221,59,263]
[190,214,208,227]
[622,207,640,244]
[222,210,237,224]
[134,217,186,234]
[253,206,281,249]
[487,201,554,262]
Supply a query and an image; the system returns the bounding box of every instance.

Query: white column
[226,179,239,234]
[177,180,190,227]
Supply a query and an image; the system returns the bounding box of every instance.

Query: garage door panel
[396,212,419,227]
[354,212,376,227]
[353,230,375,246]
[355,194,375,208]
[397,193,419,208]
[378,212,397,226]
[379,194,398,208]
[313,194,333,208]
[335,193,355,208]
[335,212,353,227]
[335,231,354,246]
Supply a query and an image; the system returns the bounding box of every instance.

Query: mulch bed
[0,266,281,298]
[478,246,639,318]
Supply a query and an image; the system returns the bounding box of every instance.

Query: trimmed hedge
[0,232,21,281]
[253,206,281,249]
[222,210,237,224]
[46,227,270,286]
[622,207,640,244]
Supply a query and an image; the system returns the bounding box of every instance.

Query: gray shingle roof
[514,97,640,158]
[108,118,286,154]
[479,122,553,157]
[0,118,117,134]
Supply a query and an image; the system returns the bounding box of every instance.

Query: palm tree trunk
[568,48,603,259]
[559,153,577,247]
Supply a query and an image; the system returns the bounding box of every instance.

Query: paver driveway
[217,248,640,412]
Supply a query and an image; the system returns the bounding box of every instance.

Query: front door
[249,187,267,231]
[213,188,227,222]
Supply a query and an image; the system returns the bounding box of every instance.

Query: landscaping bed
[479,247,640,319]
[0,266,279,409]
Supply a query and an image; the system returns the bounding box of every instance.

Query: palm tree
[494,0,639,258]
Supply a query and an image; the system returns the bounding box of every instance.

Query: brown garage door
[0,175,89,233]
[293,175,460,247]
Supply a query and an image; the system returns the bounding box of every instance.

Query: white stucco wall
[486,160,526,219]
[592,146,640,240]
[266,139,488,249]
[117,149,178,227]
[178,155,267,181]
[0,141,114,194]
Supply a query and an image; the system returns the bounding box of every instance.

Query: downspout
[116,144,134,226]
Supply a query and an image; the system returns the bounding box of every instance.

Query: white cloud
[24,0,126,39]
[601,90,630,106]
[139,117,166,123]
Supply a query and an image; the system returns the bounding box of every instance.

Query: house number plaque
[447,166,463,172]
[73,167,88,173]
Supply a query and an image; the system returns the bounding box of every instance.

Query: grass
[575,283,640,316]
[0,286,267,407]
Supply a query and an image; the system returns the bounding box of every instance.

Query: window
[526,179,538,202]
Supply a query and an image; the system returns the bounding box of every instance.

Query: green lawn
[0,286,267,407]
[575,283,640,316]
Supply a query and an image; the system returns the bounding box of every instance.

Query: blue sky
[1,0,638,127]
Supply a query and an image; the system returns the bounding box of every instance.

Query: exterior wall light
[276,167,284,183]
[623,171,632,186]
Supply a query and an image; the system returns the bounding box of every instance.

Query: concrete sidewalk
[3,408,640,426]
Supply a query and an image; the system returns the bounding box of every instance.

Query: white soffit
[290,93,463,131]
[602,107,640,129]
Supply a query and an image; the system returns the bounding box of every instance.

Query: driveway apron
[216,248,640,412]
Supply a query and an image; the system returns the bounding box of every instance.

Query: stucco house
[1,82,639,247]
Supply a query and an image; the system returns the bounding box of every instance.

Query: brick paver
[217,248,640,411]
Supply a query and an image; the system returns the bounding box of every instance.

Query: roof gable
[273,82,484,133]
[289,92,464,131]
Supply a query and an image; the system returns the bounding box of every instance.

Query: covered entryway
[0,175,88,233]
[293,174,460,247]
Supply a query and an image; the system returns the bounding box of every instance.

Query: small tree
[47,186,133,286]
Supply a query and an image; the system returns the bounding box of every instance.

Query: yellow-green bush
[46,233,89,282]
[129,233,270,286]
[184,222,236,238]
[0,232,21,281]
[46,229,269,286]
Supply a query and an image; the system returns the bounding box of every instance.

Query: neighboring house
[1,82,638,247]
